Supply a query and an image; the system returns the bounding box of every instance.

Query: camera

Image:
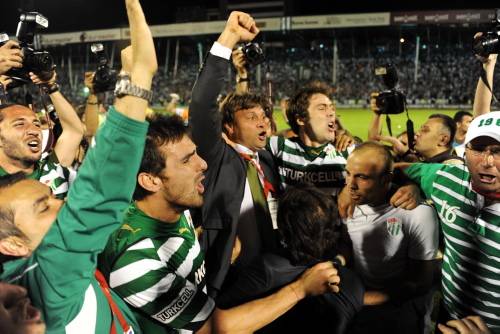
[6,12,54,87]
[473,9,500,57]
[374,64,406,115]
[90,43,117,93]
[240,42,265,66]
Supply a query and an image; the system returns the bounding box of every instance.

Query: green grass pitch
[154,107,461,142]
[273,108,460,141]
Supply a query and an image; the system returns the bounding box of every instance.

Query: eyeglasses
[465,144,500,160]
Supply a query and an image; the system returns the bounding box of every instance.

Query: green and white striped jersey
[99,204,215,333]
[267,135,353,194]
[406,163,500,331]
[0,151,71,199]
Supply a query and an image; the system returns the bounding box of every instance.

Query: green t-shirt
[99,204,214,333]
[0,151,71,199]
[406,163,500,331]
[0,107,148,333]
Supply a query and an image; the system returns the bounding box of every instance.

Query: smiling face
[0,106,43,169]
[298,93,336,147]
[225,106,269,151]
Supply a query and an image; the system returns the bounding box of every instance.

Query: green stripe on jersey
[98,204,214,333]
[406,163,500,330]
[267,135,352,193]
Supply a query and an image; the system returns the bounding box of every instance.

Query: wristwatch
[114,74,153,103]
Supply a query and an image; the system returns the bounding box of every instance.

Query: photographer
[232,48,249,94]
[30,70,84,166]
[472,45,497,118]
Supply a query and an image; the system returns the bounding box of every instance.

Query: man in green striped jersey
[98,114,215,333]
[404,111,500,332]
[267,82,352,195]
[0,67,85,199]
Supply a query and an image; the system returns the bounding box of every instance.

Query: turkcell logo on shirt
[280,167,344,185]
[438,200,459,224]
[386,217,402,236]
[152,286,196,323]
[194,261,206,285]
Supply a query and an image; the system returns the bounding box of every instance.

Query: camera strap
[385,114,393,136]
[479,64,499,104]
[406,110,415,151]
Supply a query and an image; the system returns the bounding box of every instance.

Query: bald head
[345,142,394,205]
[349,142,394,174]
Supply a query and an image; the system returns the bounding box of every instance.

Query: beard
[0,135,40,168]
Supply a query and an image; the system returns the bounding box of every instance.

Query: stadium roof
[1,0,496,34]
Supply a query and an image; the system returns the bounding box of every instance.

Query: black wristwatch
[114,74,153,103]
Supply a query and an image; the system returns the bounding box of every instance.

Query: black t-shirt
[217,253,365,334]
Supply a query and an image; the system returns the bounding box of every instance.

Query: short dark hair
[133,114,187,201]
[453,110,473,123]
[286,81,332,135]
[429,114,456,148]
[278,183,339,266]
[0,172,28,241]
[220,92,272,133]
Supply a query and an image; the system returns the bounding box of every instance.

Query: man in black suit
[189,11,282,298]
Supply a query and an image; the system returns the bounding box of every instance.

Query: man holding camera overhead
[0,14,84,199]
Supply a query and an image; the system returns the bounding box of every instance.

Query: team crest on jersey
[386,217,402,236]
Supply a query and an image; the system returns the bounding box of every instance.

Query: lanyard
[239,152,275,198]
[95,269,134,334]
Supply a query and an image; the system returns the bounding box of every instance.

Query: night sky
[1,0,496,34]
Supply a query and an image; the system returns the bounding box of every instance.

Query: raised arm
[232,48,249,94]
[189,11,259,159]
[367,92,383,141]
[83,71,100,138]
[114,0,157,121]
[30,71,85,167]
[38,0,156,292]
[472,44,497,118]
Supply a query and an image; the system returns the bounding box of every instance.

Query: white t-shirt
[343,203,438,289]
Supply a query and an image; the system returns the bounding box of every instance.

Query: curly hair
[278,183,339,266]
[286,81,332,135]
[219,92,272,133]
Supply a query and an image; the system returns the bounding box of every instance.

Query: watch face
[114,78,130,97]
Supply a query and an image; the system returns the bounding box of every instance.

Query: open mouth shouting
[327,121,335,133]
[257,130,267,142]
[26,137,41,153]
[478,173,497,184]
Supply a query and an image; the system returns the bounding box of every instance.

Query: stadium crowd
[11,43,500,108]
[0,1,498,334]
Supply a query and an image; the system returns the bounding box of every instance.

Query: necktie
[240,153,277,251]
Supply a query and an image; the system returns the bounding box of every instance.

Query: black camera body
[241,42,265,66]
[6,12,54,87]
[374,64,406,115]
[91,43,117,93]
[473,9,500,57]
